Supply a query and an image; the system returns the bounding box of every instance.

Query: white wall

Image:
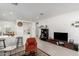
[37,11,79,44]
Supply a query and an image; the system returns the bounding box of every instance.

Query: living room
[0,2,79,56]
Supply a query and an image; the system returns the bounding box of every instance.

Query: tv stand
[46,39,78,51]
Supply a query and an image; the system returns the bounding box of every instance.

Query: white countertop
[0,36,8,38]
[37,39,79,56]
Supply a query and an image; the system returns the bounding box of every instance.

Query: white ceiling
[0,3,79,21]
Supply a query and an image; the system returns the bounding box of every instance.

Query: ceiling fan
[11,3,18,6]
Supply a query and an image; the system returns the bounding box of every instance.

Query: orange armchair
[25,37,37,55]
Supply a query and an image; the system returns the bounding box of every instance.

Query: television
[54,32,68,42]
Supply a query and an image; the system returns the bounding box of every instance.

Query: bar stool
[0,39,6,48]
[16,37,23,48]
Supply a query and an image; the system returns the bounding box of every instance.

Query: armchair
[25,37,37,55]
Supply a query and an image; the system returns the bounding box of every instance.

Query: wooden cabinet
[64,42,74,50]
[46,39,78,51]
[47,39,57,44]
[40,29,49,41]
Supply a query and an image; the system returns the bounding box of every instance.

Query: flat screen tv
[54,32,68,41]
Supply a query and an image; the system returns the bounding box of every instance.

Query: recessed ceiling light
[2,13,6,16]
[9,12,13,15]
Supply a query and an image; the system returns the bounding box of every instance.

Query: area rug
[0,46,50,56]
[11,48,50,56]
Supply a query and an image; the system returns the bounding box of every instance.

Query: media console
[42,39,78,51]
